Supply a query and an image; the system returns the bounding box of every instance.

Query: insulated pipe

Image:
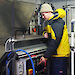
[5,38,17,52]
[71,19,75,75]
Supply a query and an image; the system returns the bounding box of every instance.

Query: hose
[7,49,35,75]
[16,49,35,75]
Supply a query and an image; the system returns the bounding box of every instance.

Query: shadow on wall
[0,0,36,58]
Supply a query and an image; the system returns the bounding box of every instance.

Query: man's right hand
[39,56,47,64]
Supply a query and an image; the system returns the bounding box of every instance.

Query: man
[40,3,70,75]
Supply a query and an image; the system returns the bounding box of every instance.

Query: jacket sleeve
[44,18,65,58]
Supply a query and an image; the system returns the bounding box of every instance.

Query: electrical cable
[7,49,35,75]
[6,51,15,75]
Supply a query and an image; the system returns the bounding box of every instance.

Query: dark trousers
[47,57,68,75]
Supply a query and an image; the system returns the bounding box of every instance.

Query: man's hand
[44,33,48,38]
[39,56,47,64]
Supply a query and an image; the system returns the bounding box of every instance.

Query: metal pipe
[5,38,16,52]
[71,19,75,75]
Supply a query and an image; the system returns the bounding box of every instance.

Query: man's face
[41,12,51,20]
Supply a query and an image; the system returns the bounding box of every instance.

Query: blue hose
[6,52,13,75]
[16,49,35,75]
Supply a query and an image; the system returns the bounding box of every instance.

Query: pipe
[71,19,75,75]
[5,38,17,52]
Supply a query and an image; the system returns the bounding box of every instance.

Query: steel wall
[0,0,36,58]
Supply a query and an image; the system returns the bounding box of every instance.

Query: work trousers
[47,57,69,75]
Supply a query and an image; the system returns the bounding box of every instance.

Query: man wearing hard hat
[40,3,70,75]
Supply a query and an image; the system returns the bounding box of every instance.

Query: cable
[6,58,13,75]
[6,51,15,75]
